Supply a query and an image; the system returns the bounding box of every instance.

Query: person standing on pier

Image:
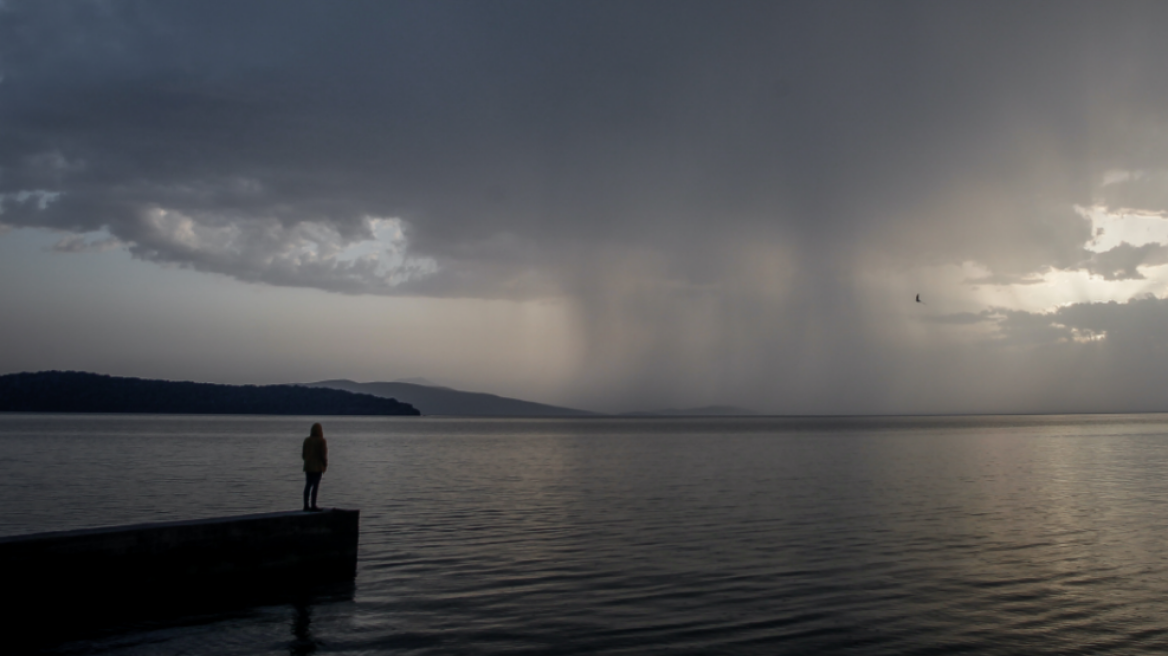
[302,423,328,511]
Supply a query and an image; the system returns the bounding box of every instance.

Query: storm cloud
[5,1,1168,412]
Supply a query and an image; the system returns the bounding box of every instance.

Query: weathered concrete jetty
[1,509,359,636]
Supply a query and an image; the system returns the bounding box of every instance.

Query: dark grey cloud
[977,296,1168,412]
[7,1,1168,410]
[997,294,1168,346]
[1081,242,1168,280]
[1098,172,1168,214]
[5,1,1168,292]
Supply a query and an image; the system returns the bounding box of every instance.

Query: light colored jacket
[302,435,328,473]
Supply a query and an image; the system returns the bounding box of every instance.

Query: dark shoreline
[0,370,420,415]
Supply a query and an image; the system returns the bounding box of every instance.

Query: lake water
[5,413,1168,655]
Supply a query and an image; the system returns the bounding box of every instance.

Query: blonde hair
[310,423,324,438]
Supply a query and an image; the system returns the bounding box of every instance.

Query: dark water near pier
[5,413,1168,655]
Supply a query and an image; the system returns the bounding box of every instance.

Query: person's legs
[304,472,322,510]
[310,472,322,509]
[304,472,323,510]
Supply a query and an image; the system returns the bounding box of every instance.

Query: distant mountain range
[308,379,596,417]
[0,370,759,417]
[0,371,420,415]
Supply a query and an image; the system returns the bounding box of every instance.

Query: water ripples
[5,414,1168,654]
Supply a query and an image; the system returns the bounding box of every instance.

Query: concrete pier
[1,509,359,639]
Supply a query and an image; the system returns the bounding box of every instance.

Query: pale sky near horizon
[5,1,1168,414]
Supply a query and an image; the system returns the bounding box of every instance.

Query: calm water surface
[4,414,1168,655]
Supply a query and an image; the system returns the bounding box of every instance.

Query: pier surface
[1,509,359,637]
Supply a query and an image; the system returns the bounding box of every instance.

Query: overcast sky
[5,1,1168,413]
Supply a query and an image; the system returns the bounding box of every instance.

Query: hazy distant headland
[0,371,420,415]
[308,379,597,417]
[623,405,759,417]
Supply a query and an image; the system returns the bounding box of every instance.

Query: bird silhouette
[916,294,924,304]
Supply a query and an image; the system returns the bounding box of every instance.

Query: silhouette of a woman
[302,423,328,511]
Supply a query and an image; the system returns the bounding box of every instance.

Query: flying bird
[916,294,924,304]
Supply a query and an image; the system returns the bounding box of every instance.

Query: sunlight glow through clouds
[889,259,1166,322]
[960,205,1168,315]
[888,202,1168,347]
[1079,204,1168,253]
[972,266,1167,313]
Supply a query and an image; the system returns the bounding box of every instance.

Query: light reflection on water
[4,414,1168,654]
